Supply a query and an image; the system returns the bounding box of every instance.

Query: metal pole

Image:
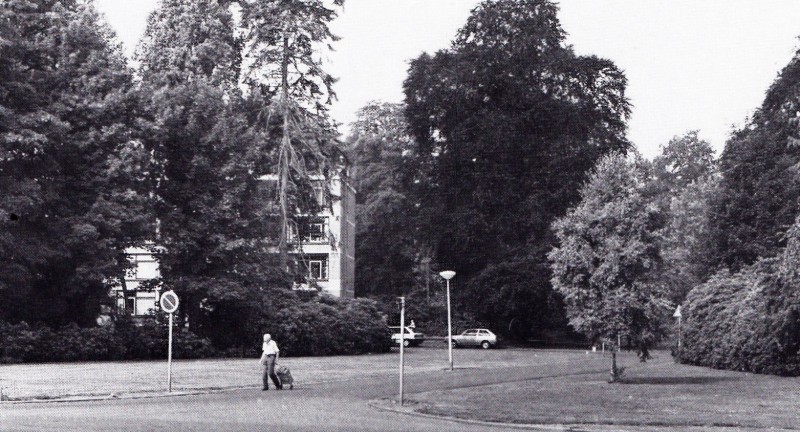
[168,312,173,392]
[446,279,453,371]
[399,296,405,405]
[678,316,682,349]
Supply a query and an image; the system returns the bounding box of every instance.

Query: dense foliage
[266,294,391,356]
[549,153,671,361]
[652,132,719,303]
[376,0,633,340]
[709,51,800,270]
[0,291,390,362]
[0,0,395,362]
[0,319,214,363]
[136,0,286,350]
[0,0,153,326]
[346,102,425,296]
[676,219,800,375]
[673,48,800,375]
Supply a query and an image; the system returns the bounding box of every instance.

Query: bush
[0,289,393,362]
[259,293,391,357]
[0,318,214,363]
[675,218,800,375]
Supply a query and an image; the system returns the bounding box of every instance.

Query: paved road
[1,361,601,432]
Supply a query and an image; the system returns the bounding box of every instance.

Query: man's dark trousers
[263,355,282,390]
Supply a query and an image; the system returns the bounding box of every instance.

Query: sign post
[673,305,682,348]
[398,296,405,406]
[159,290,179,392]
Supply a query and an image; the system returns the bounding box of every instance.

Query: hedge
[263,295,392,357]
[0,291,392,363]
[0,319,214,363]
[675,218,800,375]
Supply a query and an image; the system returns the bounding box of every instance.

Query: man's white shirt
[263,340,279,355]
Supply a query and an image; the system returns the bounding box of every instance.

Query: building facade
[112,245,161,316]
[288,175,356,298]
[111,174,356,315]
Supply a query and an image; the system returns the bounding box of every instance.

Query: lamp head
[439,270,456,280]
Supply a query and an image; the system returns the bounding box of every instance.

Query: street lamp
[439,270,456,371]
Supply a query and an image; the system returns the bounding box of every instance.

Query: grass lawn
[4,347,799,430]
[406,350,800,430]
[0,345,544,401]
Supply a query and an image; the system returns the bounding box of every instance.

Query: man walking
[261,333,282,390]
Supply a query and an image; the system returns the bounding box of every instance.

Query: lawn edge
[0,386,260,405]
[367,398,796,432]
[367,398,591,432]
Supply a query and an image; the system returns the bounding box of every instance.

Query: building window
[306,255,328,280]
[135,296,156,316]
[292,217,328,243]
[312,183,327,207]
[116,296,136,315]
[126,254,160,280]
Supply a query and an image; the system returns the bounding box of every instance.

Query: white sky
[95,0,800,158]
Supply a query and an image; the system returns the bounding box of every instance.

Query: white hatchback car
[389,326,425,347]
[449,328,498,349]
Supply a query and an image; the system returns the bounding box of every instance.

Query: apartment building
[110,173,356,315]
[287,174,356,298]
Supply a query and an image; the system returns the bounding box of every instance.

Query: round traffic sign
[160,290,179,314]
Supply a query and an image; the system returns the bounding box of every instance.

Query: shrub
[0,318,214,363]
[676,221,800,375]
[260,293,391,357]
[1,290,392,362]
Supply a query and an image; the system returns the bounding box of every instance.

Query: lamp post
[439,270,456,371]
[673,305,682,349]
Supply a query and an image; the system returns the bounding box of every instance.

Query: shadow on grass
[620,376,740,385]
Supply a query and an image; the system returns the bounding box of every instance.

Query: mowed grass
[0,345,548,400]
[407,350,800,429]
[4,346,799,430]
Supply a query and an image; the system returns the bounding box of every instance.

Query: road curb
[0,386,259,405]
[367,399,593,432]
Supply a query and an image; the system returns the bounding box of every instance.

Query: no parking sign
[159,290,179,392]
[160,290,179,313]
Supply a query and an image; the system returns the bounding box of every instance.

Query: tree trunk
[119,275,130,316]
[277,31,291,271]
[118,253,130,316]
[610,350,617,383]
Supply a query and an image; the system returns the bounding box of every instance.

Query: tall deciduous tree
[0,0,152,326]
[403,0,630,339]
[240,0,344,270]
[660,175,720,303]
[137,0,282,348]
[710,50,800,271]
[652,131,716,195]
[651,132,718,303]
[346,102,424,296]
[549,153,671,379]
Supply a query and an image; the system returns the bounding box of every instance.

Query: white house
[112,245,161,316]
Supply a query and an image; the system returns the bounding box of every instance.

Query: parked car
[448,328,497,349]
[390,326,425,347]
